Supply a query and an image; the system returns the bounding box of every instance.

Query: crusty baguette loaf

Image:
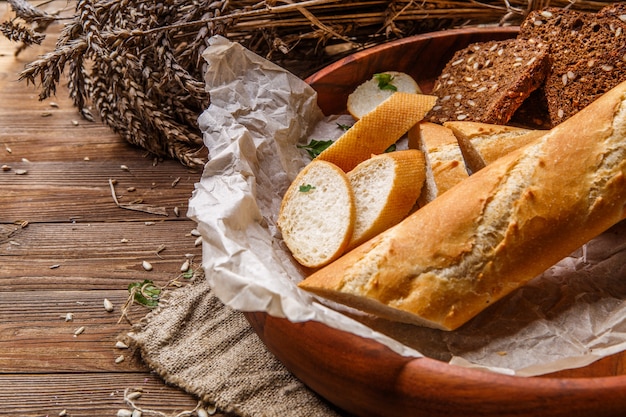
[316,92,436,172]
[443,121,547,173]
[347,71,421,120]
[278,160,355,268]
[407,121,468,205]
[299,80,626,331]
[347,150,425,250]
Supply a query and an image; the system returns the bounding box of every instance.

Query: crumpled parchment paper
[187,35,626,377]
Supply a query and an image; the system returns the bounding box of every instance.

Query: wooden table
[0,4,211,416]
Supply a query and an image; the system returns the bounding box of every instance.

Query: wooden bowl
[245,27,626,417]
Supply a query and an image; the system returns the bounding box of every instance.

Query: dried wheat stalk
[1,0,614,167]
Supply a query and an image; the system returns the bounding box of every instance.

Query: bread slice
[347,150,425,250]
[347,71,421,120]
[518,6,626,126]
[316,92,437,172]
[407,121,468,205]
[443,121,547,173]
[299,80,626,330]
[278,160,355,268]
[425,38,550,125]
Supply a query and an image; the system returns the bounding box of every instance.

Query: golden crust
[300,81,626,330]
[316,92,437,172]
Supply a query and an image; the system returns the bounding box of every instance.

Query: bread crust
[299,81,626,330]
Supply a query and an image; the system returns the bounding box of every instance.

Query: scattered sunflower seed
[104,298,114,312]
[120,238,129,243]
[15,169,28,175]
[115,341,129,349]
[126,391,142,400]
[120,165,130,172]
[171,176,181,187]
[64,312,74,322]
[180,260,190,272]
[58,409,67,416]
[194,236,202,247]
[50,264,61,269]
[142,260,153,271]
[1,164,10,171]
[21,158,30,163]
[49,102,59,108]
[115,354,125,363]
[41,111,52,117]
[117,410,133,417]
[144,221,155,226]
[73,326,85,336]
[5,145,12,153]
[72,120,79,126]
[127,186,136,192]
[190,229,201,237]
[173,206,180,217]
[83,156,90,161]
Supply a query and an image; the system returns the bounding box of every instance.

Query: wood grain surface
[0,3,210,416]
[4,2,626,416]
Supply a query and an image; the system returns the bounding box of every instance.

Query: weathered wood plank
[0,289,162,373]
[0,373,204,417]
[0,6,219,416]
[0,160,200,222]
[0,222,202,291]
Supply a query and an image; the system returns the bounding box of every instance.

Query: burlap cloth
[129,271,345,417]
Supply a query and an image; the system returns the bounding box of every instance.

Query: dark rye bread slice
[425,38,550,125]
[518,6,626,126]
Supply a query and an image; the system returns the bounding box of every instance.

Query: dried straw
[1,0,614,167]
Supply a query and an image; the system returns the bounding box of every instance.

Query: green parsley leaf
[128,279,161,308]
[298,139,334,159]
[299,184,316,192]
[336,122,352,131]
[374,73,397,92]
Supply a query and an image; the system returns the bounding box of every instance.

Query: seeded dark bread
[425,38,550,125]
[519,6,626,126]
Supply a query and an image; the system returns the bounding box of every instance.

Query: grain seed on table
[104,298,114,312]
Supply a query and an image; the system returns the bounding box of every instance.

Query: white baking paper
[187,35,626,376]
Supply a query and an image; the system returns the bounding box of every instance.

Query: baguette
[407,121,468,205]
[443,121,547,173]
[299,80,626,331]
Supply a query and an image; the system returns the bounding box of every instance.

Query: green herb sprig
[374,73,397,91]
[128,279,161,308]
[298,139,334,159]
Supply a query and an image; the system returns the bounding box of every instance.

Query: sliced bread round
[347,71,421,120]
[347,149,425,249]
[278,160,355,268]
